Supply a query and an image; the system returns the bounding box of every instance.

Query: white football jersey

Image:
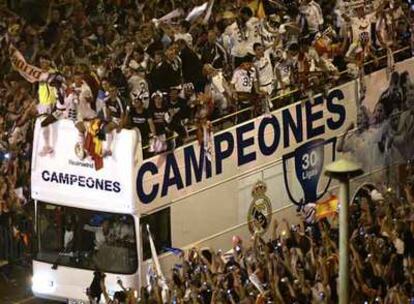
[350,13,375,46]
[274,52,294,87]
[261,20,281,48]
[225,17,262,57]
[254,56,274,87]
[231,67,257,93]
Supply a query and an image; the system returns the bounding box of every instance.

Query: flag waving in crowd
[8,43,49,83]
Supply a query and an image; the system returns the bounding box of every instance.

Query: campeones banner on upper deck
[136,57,414,213]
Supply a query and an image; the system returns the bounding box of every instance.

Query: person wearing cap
[181,83,197,106]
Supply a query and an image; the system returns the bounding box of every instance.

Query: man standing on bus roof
[128,90,155,159]
[253,42,274,113]
[73,71,96,158]
[231,57,261,123]
[37,54,57,156]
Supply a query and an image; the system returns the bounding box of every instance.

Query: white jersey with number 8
[231,67,257,93]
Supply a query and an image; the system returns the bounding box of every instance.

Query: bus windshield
[36,202,137,274]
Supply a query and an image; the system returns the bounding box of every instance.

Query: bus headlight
[32,274,56,294]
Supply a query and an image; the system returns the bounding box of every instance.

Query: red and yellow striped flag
[316,195,338,219]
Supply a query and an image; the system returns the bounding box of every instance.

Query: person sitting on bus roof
[100,85,127,157]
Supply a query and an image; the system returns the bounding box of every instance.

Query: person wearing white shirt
[174,20,193,48]
[225,7,262,67]
[72,72,97,158]
[231,62,258,94]
[273,49,294,93]
[203,64,232,116]
[231,60,259,122]
[261,14,282,49]
[299,0,324,35]
[253,43,274,111]
[127,69,150,108]
[72,73,95,122]
[278,15,301,48]
[345,4,378,65]
[253,43,274,94]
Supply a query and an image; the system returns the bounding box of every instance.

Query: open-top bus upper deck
[30,56,414,302]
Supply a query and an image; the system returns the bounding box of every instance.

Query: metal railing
[142,46,411,153]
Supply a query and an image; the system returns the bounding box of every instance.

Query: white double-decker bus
[31,57,414,302]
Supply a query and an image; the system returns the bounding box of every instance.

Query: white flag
[158,8,184,23]
[146,225,164,280]
[146,225,169,303]
[186,2,208,22]
[202,0,215,24]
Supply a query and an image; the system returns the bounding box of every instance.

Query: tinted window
[141,208,171,260]
[36,202,137,274]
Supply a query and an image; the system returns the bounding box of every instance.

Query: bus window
[36,201,138,274]
[141,208,171,260]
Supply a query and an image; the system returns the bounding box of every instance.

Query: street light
[325,159,363,304]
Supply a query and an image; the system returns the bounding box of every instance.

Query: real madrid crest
[74,142,86,160]
[247,181,272,236]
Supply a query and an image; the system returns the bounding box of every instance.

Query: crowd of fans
[90,183,414,303]
[0,0,414,301]
[0,0,412,160]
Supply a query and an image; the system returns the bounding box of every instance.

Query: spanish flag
[316,195,338,219]
[249,0,266,19]
[84,119,104,170]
